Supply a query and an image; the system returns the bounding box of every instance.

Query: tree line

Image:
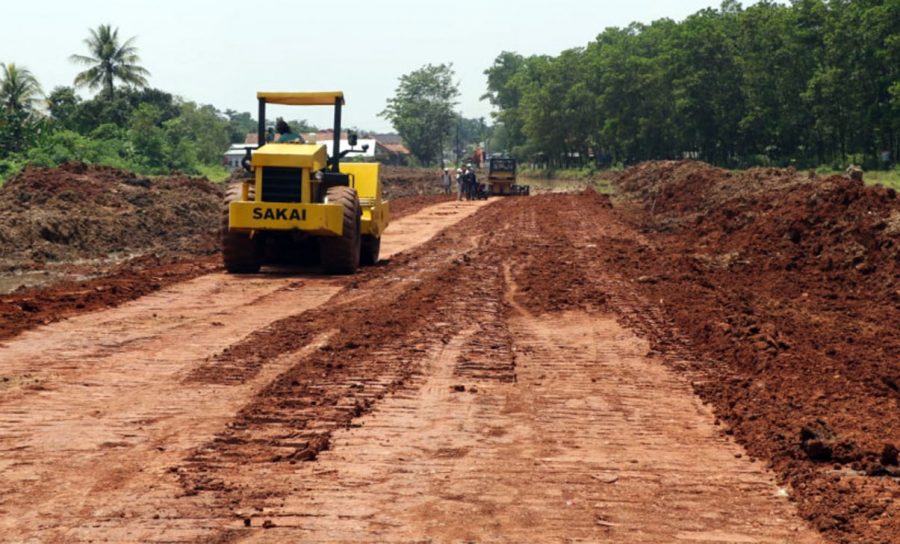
[482,0,899,170]
[0,25,315,182]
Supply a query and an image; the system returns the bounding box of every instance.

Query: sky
[4,0,746,132]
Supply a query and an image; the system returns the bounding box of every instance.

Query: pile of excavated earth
[0,162,223,269]
[0,163,225,336]
[380,166,448,199]
[609,161,899,542]
[0,160,896,543]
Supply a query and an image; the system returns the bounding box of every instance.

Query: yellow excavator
[223,91,390,274]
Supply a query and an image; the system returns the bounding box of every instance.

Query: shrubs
[1,87,233,184]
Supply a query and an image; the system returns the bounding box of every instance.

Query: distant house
[305,129,347,144]
[372,133,403,145]
[370,134,410,165]
[223,143,256,170]
[380,142,410,165]
[312,131,410,164]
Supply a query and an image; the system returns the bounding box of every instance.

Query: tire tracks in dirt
[0,192,827,543]
[0,199,490,543]
[176,193,821,543]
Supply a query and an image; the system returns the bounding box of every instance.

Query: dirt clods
[799,419,861,464]
[881,443,899,466]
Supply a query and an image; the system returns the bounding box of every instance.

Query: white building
[223,143,256,170]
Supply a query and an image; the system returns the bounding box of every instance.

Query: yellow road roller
[487,156,529,196]
[223,91,390,274]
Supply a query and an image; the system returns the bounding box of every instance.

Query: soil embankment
[0,162,222,268]
[381,165,447,199]
[607,161,899,543]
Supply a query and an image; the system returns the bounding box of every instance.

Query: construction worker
[456,168,465,201]
[441,168,451,195]
[466,165,478,200]
[275,118,303,143]
[463,167,471,200]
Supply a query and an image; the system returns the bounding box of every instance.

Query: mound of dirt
[381,166,446,199]
[617,161,806,216]
[0,162,222,269]
[609,161,900,542]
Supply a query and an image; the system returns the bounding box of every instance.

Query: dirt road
[0,195,826,542]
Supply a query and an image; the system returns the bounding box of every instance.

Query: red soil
[607,161,899,543]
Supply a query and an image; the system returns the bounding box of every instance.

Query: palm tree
[0,62,43,114]
[70,24,150,99]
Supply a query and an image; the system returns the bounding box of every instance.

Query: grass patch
[519,171,617,194]
[0,158,26,188]
[862,169,900,191]
[521,165,622,180]
[814,166,900,191]
[196,164,231,183]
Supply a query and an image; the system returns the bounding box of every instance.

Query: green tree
[129,103,167,170]
[0,63,43,155]
[72,94,134,133]
[734,1,812,164]
[167,101,229,164]
[381,63,459,165]
[162,115,200,172]
[47,86,82,130]
[224,110,256,143]
[0,63,42,114]
[669,5,744,165]
[126,88,179,121]
[519,48,596,167]
[482,52,527,153]
[482,52,552,157]
[483,0,900,169]
[70,24,150,99]
[449,115,491,161]
[286,119,317,135]
[69,87,177,134]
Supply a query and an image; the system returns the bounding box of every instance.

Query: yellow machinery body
[487,157,517,196]
[227,143,390,238]
[222,91,390,274]
[487,173,515,196]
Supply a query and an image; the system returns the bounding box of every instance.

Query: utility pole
[455,114,461,166]
[479,117,486,164]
